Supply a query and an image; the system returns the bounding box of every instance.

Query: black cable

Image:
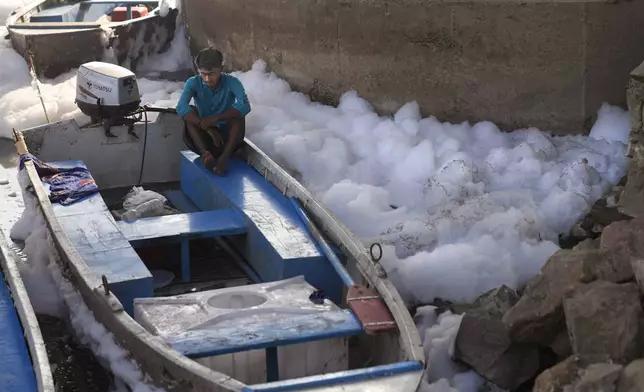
[133,104,177,186]
[137,107,149,186]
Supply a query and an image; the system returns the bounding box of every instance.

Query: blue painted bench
[164,308,364,382]
[179,151,345,304]
[163,189,200,213]
[49,160,153,316]
[163,304,421,388]
[117,209,247,282]
[165,309,363,358]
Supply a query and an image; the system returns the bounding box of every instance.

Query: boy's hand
[198,116,219,131]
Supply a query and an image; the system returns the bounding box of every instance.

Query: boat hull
[17,114,425,391]
[0,227,55,392]
[6,0,178,79]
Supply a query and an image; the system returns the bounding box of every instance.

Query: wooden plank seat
[117,209,247,282]
[162,189,200,213]
[156,305,365,383]
[48,159,153,316]
[163,309,363,358]
[158,306,422,389]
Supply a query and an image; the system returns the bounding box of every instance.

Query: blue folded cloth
[19,154,99,206]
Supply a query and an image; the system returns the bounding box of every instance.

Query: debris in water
[37,314,113,392]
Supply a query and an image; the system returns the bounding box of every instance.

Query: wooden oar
[290,197,396,335]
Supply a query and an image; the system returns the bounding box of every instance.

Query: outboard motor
[75,61,142,138]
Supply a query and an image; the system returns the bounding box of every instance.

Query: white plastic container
[133,276,352,384]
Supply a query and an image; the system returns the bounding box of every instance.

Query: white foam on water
[230,64,630,388]
[0,1,633,389]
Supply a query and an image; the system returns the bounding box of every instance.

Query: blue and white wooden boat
[0,227,55,391]
[6,0,178,79]
[14,107,426,391]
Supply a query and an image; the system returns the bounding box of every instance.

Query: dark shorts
[182,105,234,158]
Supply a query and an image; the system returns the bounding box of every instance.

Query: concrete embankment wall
[182,0,644,135]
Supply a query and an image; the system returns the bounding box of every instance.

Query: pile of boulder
[427,192,644,391]
[418,63,644,390]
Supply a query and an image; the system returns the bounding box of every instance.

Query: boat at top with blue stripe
[5,0,178,79]
[12,61,425,391]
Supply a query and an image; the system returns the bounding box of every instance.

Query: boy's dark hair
[195,47,224,70]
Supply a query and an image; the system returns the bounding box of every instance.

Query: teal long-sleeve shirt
[175,74,251,127]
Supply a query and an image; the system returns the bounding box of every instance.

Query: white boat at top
[5,0,178,79]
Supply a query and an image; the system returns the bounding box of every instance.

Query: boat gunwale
[5,0,163,31]
[18,115,426,391]
[0,226,55,392]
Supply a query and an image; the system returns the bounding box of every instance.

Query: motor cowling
[75,61,141,121]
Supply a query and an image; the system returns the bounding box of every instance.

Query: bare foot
[201,151,216,171]
[213,157,228,176]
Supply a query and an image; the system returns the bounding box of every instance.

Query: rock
[563,280,642,364]
[591,223,604,234]
[0,178,8,185]
[533,355,587,392]
[560,224,591,249]
[601,215,644,251]
[617,359,644,392]
[478,381,509,392]
[606,194,618,208]
[583,249,633,284]
[8,191,16,197]
[563,193,632,248]
[619,160,644,218]
[502,250,594,344]
[570,223,589,239]
[601,216,644,293]
[503,246,635,345]
[451,285,519,320]
[548,329,572,359]
[455,314,540,390]
[585,204,631,228]
[573,238,599,251]
[533,354,613,392]
[573,363,623,392]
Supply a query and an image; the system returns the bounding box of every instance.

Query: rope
[26,47,50,123]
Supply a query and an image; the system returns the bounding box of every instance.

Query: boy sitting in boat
[176,47,251,175]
